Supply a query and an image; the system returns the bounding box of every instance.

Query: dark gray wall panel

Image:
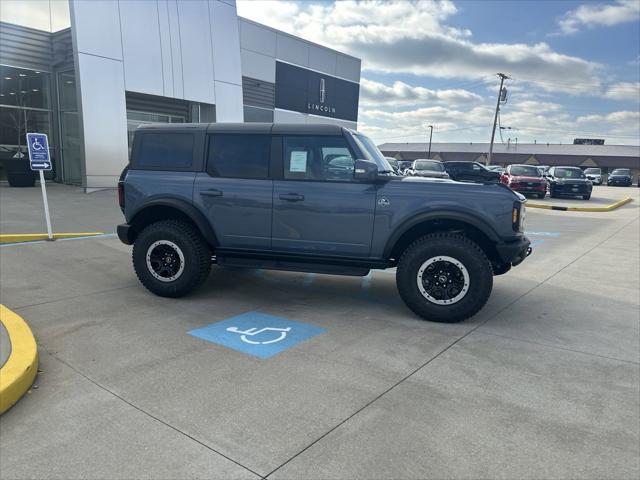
[242,76,274,109]
[0,22,53,71]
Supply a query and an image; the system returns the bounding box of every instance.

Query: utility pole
[488,73,509,165]
[427,125,433,159]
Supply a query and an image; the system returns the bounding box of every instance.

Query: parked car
[500,164,547,199]
[398,160,413,175]
[117,123,531,323]
[536,165,550,176]
[384,157,402,175]
[607,168,633,186]
[486,165,505,174]
[443,161,501,183]
[583,167,603,185]
[407,159,450,179]
[545,166,592,200]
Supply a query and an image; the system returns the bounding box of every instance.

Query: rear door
[193,132,273,250]
[271,134,376,257]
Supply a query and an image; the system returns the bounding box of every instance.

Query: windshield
[611,169,630,175]
[385,157,399,168]
[555,168,585,179]
[584,168,601,174]
[510,165,541,177]
[354,133,393,173]
[414,160,444,172]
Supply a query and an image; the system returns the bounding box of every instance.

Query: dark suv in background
[118,123,530,323]
[443,161,501,183]
[545,166,592,200]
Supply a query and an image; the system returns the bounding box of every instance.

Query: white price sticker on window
[289,151,308,172]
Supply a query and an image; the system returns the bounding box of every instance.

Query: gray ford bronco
[117,123,531,323]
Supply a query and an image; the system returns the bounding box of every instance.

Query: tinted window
[283,135,355,181]
[414,160,444,171]
[612,169,630,175]
[554,168,584,178]
[207,134,270,179]
[136,133,193,169]
[510,166,541,177]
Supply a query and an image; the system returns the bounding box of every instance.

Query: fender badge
[378,196,391,207]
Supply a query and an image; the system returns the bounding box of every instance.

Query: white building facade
[0,0,361,189]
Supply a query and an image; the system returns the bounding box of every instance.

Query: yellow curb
[0,305,38,415]
[526,197,633,212]
[0,232,104,244]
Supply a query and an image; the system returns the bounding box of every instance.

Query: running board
[217,256,370,277]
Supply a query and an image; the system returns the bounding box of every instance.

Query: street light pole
[488,73,509,165]
[427,125,433,159]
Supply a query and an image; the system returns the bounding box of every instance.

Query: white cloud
[605,82,640,101]
[557,0,640,35]
[237,0,601,85]
[359,78,482,106]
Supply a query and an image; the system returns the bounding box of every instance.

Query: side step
[217,256,370,277]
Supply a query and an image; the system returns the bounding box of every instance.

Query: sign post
[26,133,53,240]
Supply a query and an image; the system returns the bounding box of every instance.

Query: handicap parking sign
[188,311,326,359]
[26,132,52,171]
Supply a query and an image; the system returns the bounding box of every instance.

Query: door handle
[279,193,305,202]
[200,189,223,197]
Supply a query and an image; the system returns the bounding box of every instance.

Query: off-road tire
[537,192,545,199]
[396,233,493,323]
[133,220,211,297]
[582,194,591,200]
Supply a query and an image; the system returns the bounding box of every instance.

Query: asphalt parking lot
[1,183,639,479]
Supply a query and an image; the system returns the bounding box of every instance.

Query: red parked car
[500,164,547,199]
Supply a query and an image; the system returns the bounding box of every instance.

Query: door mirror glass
[354,159,378,181]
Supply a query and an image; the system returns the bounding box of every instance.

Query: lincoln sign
[275,61,359,122]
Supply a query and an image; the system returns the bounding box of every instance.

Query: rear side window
[207,134,270,179]
[136,133,194,169]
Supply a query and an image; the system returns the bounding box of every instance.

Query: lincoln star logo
[307,77,336,114]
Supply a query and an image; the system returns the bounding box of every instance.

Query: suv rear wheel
[396,233,493,323]
[132,220,211,297]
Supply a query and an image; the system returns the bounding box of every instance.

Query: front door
[193,133,272,250]
[272,135,376,257]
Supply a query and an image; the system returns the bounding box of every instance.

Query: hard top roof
[136,122,348,135]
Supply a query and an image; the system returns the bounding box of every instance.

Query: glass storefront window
[57,70,82,185]
[126,110,186,153]
[0,66,52,180]
[0,65,50,109]
[58,71,77,111]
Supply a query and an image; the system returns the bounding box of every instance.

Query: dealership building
[0,0,361,188]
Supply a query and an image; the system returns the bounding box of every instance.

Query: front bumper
[553,183,592,195]
[117,223,134,245]
[511,183,546,194]
[496,236,532,266]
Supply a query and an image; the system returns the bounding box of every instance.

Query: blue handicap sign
[188,311,326,359]
[26,132,51,171]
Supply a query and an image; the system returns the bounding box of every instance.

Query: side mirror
[354,159,379,181]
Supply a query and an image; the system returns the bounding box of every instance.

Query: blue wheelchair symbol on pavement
[188,311,326,358]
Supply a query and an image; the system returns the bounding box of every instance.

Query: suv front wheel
[132,220,211,297]
[396,233,493,323]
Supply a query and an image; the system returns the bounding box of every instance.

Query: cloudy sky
[237,0,640,146]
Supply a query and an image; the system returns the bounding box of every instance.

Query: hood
[609,173,631,178]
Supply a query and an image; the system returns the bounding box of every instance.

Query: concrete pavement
[0,184,638,479]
